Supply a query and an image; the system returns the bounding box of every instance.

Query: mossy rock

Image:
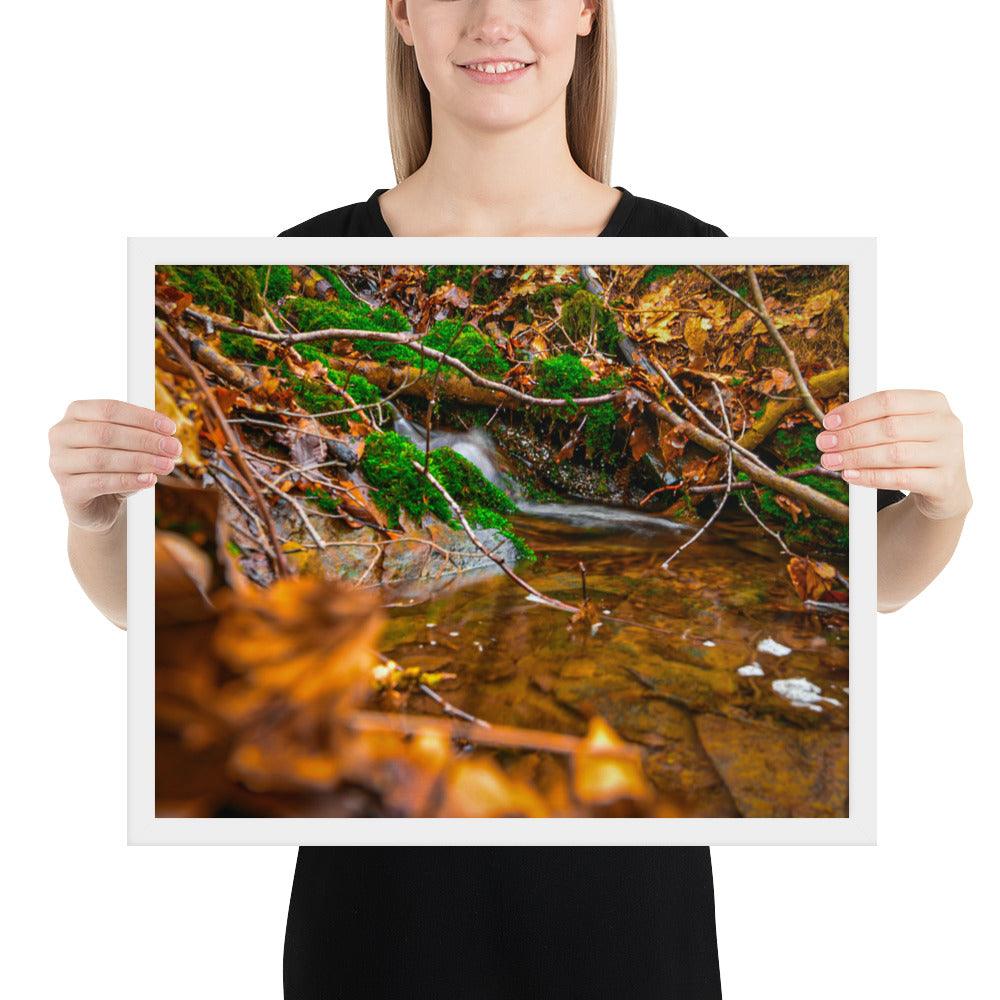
[770,423,822,467]
[255,265,294,302]
[160,265,262,319]
[296,343,386,413]
[219,329,272,366]
[638,265,680,288]
[560,289,620,355]
[359,430,533,561]
[284,296,414,364]
[736,469,849,554]
[528,281,589,314]
[530,354,625,463]
[422,318,511,379]
[424,266,506,305]
[532,353,592,402]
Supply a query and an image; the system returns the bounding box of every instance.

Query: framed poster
[128,236,876,845]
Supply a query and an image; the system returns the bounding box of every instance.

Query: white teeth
[467,61,526,74]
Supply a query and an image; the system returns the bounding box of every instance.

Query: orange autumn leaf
[571,716,652,807]
[627,420,654,461]
[787,556,841,602]
[436,757,550,817]
[683,314,709,353]
[773,493,807,522]
[154,370,205,471]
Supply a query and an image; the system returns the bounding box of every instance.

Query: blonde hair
[385,1,617,183]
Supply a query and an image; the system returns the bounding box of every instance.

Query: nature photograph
[153,260,852,820]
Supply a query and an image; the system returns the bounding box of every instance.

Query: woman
[49,2,973,997]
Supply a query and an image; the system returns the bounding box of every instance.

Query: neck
[404,94,589,233]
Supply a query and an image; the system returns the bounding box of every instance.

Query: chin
[457,95,549,132]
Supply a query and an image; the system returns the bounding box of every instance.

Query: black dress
[278,187,905,1000]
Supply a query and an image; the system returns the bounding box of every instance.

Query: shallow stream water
[380,417,850,818]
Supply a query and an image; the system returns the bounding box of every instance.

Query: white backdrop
[4,2,996,997]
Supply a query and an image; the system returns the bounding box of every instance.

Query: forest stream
[154,261,854,820]
[376,412,850,818]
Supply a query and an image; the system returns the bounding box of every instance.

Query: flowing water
[380,412,851,818]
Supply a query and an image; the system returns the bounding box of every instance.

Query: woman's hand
[48,399,180,532]
[814,389,972,520]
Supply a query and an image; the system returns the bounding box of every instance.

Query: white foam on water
[757,636,792,656]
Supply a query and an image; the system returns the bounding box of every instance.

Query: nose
[466,0,518,46]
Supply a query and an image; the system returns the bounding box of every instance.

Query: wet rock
[693,714,848,817]
[379,516,520,586]
[490,419,664,509]
[219,491,519,589]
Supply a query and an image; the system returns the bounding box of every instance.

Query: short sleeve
[876,489,907,511]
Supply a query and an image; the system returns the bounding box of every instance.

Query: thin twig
[156,319,291,577]
[345,709,643,761]
[648,356,771,473]
[185,309,624,411]
[691,266,826,425]
[410,458,579,614]
[418,684,490,727]
[745,266,826,424]
[661,383,735,571]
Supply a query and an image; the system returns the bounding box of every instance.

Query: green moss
[639,265,680,288]
[305,486,341,513]
[219,329,271,365]
[533,353,592,404]
[772,424,821,466]
[422,319,511,379]
[583,373,625,459]
[286,296,409,336]
[359,431,530,563]
[287,377,349,428]
[530,355,624,465]
[271,359,355,430]
[425,445,517,515]
[160,265,262,318]
[284,296,415,364]
[560,289,620,355]
[468,506,535,562]
[743,466,849,552]
[296,344,383,407]
[424,266,501,306]
[255,265,294,302]
[309,266,354,301]
[529,281,588,313]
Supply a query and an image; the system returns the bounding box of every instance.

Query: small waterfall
[389,403,522,496]
[386,402,682,533]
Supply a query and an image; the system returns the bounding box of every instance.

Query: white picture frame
[128,236,876,846]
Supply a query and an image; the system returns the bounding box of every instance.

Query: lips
[458,59,534,84]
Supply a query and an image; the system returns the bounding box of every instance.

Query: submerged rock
[694,714,848,817]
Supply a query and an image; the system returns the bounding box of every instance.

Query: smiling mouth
[458,60,535,83]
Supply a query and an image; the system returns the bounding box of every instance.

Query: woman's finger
[53,417,182,458]
[820,438,949,473]
[61,471,160,504]
[839,466,936,492]
[64,398,176,434]
[51,447,178,477]
[815,411,942,454]
[822,389,948,431]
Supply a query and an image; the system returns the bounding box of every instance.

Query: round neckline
[366,185,635,237]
